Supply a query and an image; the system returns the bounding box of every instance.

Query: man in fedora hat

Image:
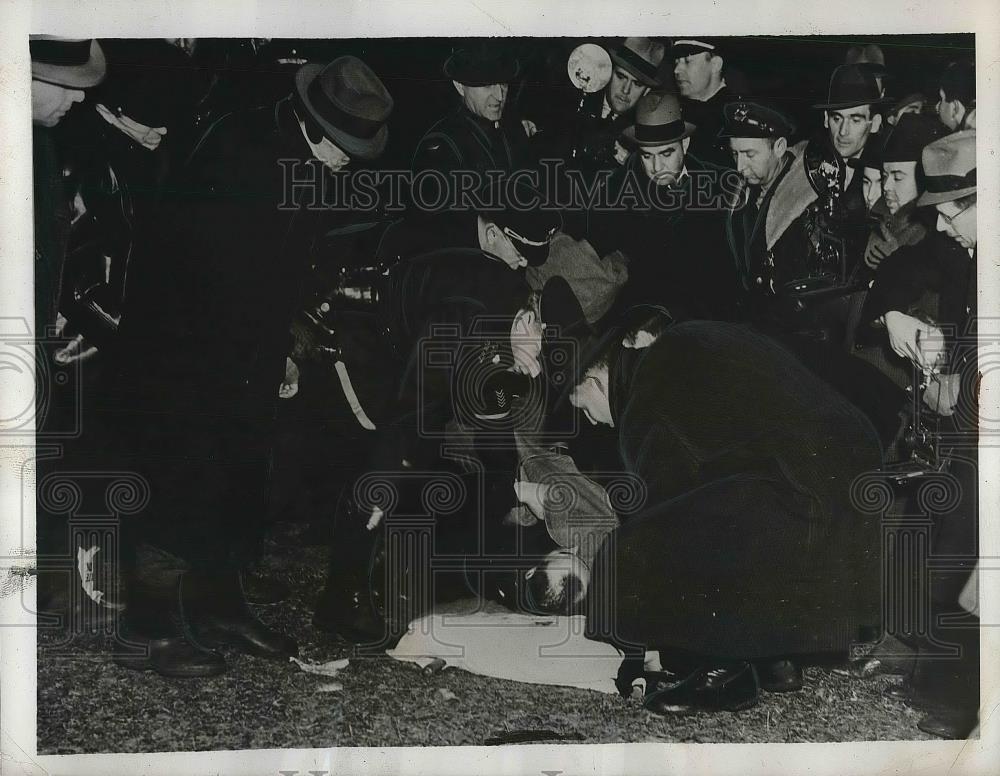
[533,37,665,181]
[815,64,885,196]
[588,91,739,319]
[31,37,107,336]
[411,39,531,200]
[671,37,735,168]
[108,56,392,678]
[874,130,978,738]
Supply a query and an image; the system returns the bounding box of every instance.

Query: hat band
[30,39,92,67]
[924,169,976,194]
[307,77,384,141]
[673,39,715,52]
[635,119,686,143]
[614,46,658,82]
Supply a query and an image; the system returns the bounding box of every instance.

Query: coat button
[755,276,763,285]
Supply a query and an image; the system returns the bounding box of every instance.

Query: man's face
[881,161,919,215]
[639,139,687,187]
[935,200,977,249]
[570,369,613,427]
[862,166,883,212]
[31,79,84,127]
[936,88,962,131]
[510,307,543,376]
[483,223,527,269]
[673,52,719,100]
[303,130,351,173]
[605,67,648,115]
[728,137,784,187]
[455,82,508,122]
[824,105,881,159]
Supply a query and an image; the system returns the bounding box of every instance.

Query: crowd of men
[31,34,979,738]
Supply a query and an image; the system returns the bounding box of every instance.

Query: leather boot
[183,570,298,659]
[113,575,227,679]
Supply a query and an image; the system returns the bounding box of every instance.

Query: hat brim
[608,51,661,87]
[31,39,106,89]
[670,43,716,60]
[295,64,387,161]
[813,96,891,111]
[916,185,977,207]
[620,120,696,146]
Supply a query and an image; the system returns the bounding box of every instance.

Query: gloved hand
[865,224,899,269]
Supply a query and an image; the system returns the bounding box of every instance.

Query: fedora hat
[814,64,887,111]
[30,36,106,89]
[621,91,695,147]
[444,40,520,87]
[610,37,665,87]
[881,113,946,164]
[294,56,393,160]
[916,129,976,206]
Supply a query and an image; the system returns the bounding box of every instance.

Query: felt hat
[30,36,106,89]
[916,129,976,206]
[621,91,695,147]
[814,64,887,110]
[443,40,520,86]
[880,113,947,164]
[610,37,666,87]
[294,56,393,160]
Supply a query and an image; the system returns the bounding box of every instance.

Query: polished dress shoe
[114,635,227,678]
[917,706,979,739]
[644,662,760,714]
[756,659,803,692]
[184,572,298,660]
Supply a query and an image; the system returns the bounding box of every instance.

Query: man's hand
[883,311,946,373]
[923,372,961,416]
[96,104,167,151]
[514,480,551,522]
[864,224,899,270]
[278,356,300,399]
[521,119,539,138]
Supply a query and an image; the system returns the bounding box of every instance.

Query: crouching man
[567,319,884,713]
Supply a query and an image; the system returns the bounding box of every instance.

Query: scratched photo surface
[22,28,984,757]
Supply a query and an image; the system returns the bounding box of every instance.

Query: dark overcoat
[107,96,329,568]
[588,153,740,320]
[584,321,884,659]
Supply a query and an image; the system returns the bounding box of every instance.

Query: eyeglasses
[938,202,975,227]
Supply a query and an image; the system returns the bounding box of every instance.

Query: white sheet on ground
[386,610,624,694]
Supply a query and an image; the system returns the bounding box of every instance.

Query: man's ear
[953,101,967,127]
[823,112,830,129]
[681,136,691,154]
[639,86,650,99]
[774,136,788,157]
[710,54,724,77]
[870,113,883,133]
[452,81,466,98]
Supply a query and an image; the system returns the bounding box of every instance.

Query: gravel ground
[37,542,933,754]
